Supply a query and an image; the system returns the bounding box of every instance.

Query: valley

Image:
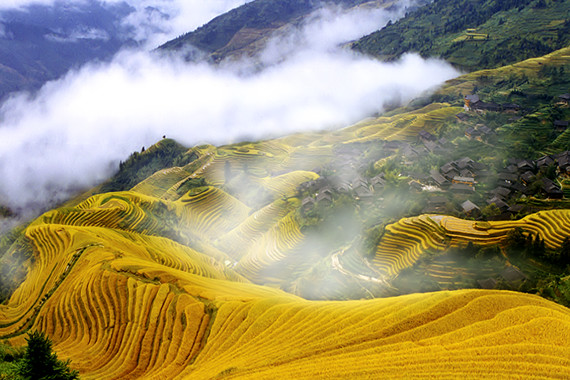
[1,0,570,378]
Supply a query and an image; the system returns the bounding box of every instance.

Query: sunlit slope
[374,210,570,277]
[3,222,570,379]
[345,103,462,142]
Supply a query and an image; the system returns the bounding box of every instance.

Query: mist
[0,0,460,216]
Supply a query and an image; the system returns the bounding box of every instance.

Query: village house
[301,197,316,213]
[517,160,535,173]
[316,192,333,206]
[490,186,511,199]
[541,178,563,199]
[452,176,476,186]
[487,196,509,212]
[450,183,475,194]
[536,155,555,169]
[461,200,480,216]
[371,174,386,189]
[558,93,570,106]
[554,120,569,132]
[502,103,521,113]
[419,130,437,142]
[464,127,480,140]
[455,112,469,122]
[430,169,449,188]
[422,195,449,214]
[501,266,528,283]
[464,94,480,111]
[520,171,536,185]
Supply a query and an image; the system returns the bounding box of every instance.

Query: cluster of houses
[299,172,386,213]
[429,157,488,194]
[463,94,521,113]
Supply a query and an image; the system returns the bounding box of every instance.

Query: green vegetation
[0,332,78,380]
[100,139,190,193]
[159,0,404,61]
[352,0,570,71]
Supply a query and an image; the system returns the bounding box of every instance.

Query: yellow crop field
[374,210,570,277]
[254,171,319,198]
[1,190,570,379]
[346,103,462,143]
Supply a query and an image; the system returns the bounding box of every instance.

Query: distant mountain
[352,0,570,71]
[158,0,421,62]
[0,1,136,100]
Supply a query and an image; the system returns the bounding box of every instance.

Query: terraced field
[374,210,570,278]
[2,228,570,380]
[346,103,462,142]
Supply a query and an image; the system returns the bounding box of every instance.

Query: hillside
[158,0,416,62]
[1,0,570,378]
[0,197,569,378]
[0,2,135,101]
[352,0,570,71]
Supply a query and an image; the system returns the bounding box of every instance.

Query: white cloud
[0,1,459,213]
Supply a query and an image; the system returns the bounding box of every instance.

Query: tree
[16,331,79,380]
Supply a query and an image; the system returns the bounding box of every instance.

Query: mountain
[352,0,570,71]
[0,1,135,100]
[158,0,422,62]
[1,0,570,378]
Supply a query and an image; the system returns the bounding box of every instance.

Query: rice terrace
[1,0,570,378]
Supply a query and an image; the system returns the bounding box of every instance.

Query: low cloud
[0,1,459,215]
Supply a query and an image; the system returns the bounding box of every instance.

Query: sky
[0,0,460,215]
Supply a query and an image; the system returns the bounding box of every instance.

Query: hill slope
[352,0,570,71]
[158,0,413,62]
[1,203,569,378]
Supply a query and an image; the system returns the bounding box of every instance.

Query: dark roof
[517,160,535,171]
[465,94,480,103]
[554,120,569,128]
[472,162,486,171]
[456,113,469,121]
[478,125,493,135]
[456,157,474,168]
[520,171,535,183]
[355,187,374,198]
[501,266,527,282]
[536,155,554,167]
[491,187,511,198]
[430,170,448,186]
[476,102,500,111]
[441,162,456,173]
[371,175,386,186]
[497,172,518,182]
[487,197,509,210]
[559,93,570,101]
[478,278,497,289]
[465,127,479,137]
[502,103,520,110]
[428,195,448,206]
[508,204,525,214]
[302,197,316,206]
[450,183,475,193]
[419,130,437,141]
[461,200,479,213]
[316,192,332,203]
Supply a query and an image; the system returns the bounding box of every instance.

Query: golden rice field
[0,183,569,378]
[2,220,570,379]
[345,103,462,143]
[374,210,570,277]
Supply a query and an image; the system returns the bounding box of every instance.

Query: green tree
[16,331,79,380]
